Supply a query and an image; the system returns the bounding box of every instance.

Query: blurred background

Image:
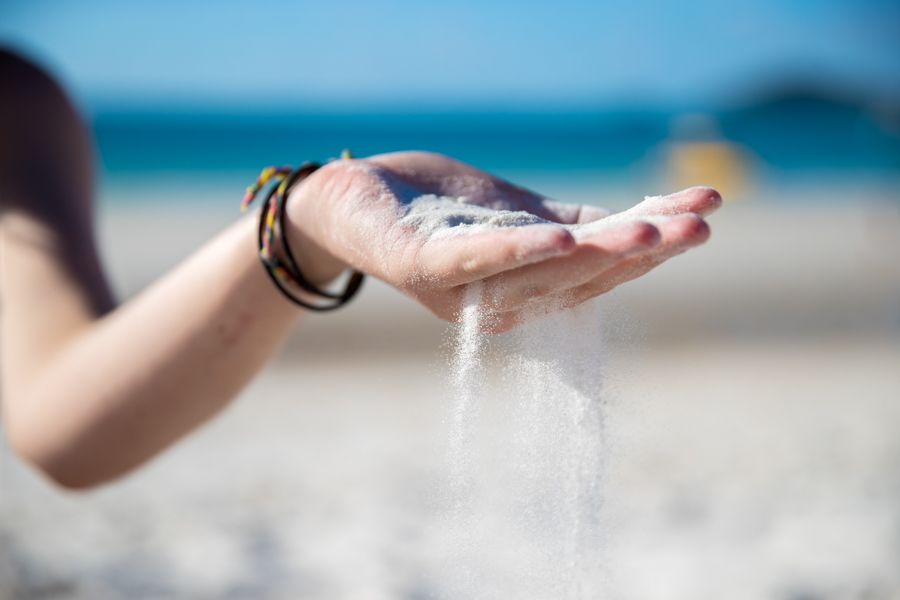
[1,1,899,598]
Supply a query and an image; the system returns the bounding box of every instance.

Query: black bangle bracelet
[243,159,365,311]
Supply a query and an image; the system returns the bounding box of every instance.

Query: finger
[479,220,660,312]
[622,186,722,218]
[538,199,613,225]
[483,310,521,335]
[563,213,711,305]
[425,289,521,334]
[416,224,576,287]
[486,296,588,334]
[641,212,711,250]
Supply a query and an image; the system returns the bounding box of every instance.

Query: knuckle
[630,222,661,246]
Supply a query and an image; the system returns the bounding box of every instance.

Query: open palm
[289,151,720,332]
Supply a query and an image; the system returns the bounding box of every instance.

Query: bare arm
[2,213,310,488]
[0,51,325,488]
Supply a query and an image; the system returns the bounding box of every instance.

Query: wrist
[281,183,348,287]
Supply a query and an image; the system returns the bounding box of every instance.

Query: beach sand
[1,182,899,598]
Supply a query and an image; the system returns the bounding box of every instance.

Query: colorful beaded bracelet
[240,150,365,311]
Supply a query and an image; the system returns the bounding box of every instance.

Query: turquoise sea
[92,96,900,201]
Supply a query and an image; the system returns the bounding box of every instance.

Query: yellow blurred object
[665,140,748,199]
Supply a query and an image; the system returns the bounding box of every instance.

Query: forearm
[1,50,350,488]
[4,214,303,488]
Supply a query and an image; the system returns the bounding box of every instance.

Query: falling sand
[438,283,610,599]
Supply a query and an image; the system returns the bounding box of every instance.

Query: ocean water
[91,104,900,199]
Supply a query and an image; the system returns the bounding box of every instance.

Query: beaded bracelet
[241,150,365,311]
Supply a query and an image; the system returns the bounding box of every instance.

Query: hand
[287,151,720,332]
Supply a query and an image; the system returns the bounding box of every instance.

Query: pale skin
[0,50,720,489]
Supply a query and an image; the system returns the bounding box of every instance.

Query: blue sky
[2,0,898,110]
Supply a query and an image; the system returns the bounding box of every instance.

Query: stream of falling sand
[447,282,485,483]
[442,283,609,599]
